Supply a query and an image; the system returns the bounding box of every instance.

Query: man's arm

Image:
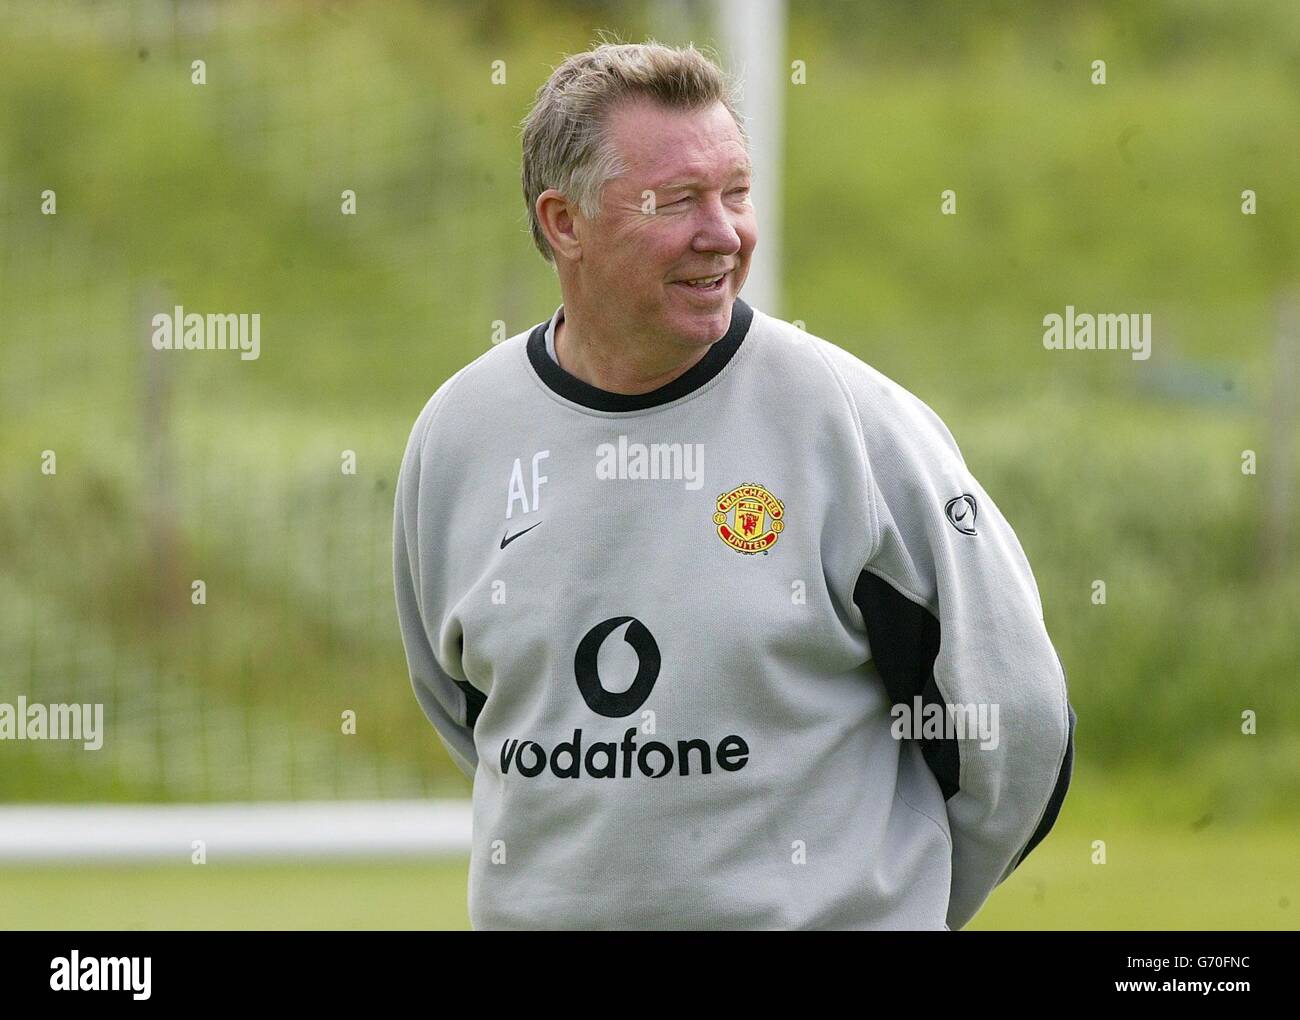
[852,382,1076,931]
[393,390,481,784]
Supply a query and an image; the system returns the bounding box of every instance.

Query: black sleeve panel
[853,568,961,800]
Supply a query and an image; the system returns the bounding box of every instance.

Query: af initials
[506,450,550,518]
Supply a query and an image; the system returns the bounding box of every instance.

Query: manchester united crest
[714,482,785,554]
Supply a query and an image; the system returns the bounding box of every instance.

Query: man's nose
[690,195,743,254]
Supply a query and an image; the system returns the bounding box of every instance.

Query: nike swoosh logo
[500,521,542,548]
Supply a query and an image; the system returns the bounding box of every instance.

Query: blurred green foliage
[0,1,1297,830]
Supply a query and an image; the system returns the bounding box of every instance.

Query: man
[394,39,1075,930]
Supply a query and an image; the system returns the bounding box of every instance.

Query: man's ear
[536,189,582,261]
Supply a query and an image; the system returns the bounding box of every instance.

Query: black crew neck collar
[527,298,754,412]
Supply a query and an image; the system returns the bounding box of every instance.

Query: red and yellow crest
[714,483,785,554]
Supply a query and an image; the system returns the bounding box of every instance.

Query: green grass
[970,822,1298,930]
[0,859,473,931]
[4,769,1295,929]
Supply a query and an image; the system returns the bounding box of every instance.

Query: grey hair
[519,34,749,263]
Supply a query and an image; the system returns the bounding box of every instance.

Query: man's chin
[664,298,734,345]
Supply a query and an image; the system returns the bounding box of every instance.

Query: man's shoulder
[754,310,950,443]
[754,310,967,472]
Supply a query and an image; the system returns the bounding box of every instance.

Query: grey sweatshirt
[393,297,1076,930]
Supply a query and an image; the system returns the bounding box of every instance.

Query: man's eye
[730,187,751,197]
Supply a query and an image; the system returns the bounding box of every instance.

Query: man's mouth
[673,271,729,293]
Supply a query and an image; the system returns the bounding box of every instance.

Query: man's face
[571,97,757,347]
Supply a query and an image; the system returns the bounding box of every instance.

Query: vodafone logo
[574,616,661,718]
[498,616,750,780]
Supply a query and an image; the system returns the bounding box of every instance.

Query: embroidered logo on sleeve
[944,494,978,535]
[714,482,785,554]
